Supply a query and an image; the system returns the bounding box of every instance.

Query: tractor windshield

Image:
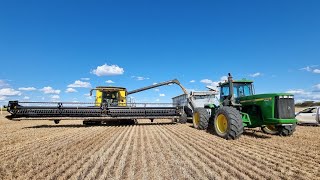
[220,82,253,99]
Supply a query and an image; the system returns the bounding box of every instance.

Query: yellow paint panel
[118,90,127,106]
[95,90,102,106]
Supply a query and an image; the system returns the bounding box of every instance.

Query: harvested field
[0,113,319,180]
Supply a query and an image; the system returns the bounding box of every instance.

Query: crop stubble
[0,115,319,180]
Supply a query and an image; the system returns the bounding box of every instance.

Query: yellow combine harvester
[6,79,194,125]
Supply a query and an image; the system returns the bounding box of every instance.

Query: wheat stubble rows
[0,118,319,180]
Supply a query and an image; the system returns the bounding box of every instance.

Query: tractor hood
[238,93,294,103]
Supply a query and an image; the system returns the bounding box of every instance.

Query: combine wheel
[192,108,209,130]
[261,124,296,136]
[83,121,102,126]
[179,113,187,124]
[213,106,243,140]
[54,120,60,124]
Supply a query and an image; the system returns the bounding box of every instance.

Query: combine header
[6,79,194,125]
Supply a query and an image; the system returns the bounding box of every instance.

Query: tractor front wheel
[213,106,243,140]
[192,108,209,130]
[261,125,278,135]
[261,124,296,136]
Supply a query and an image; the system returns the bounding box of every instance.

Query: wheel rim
[193,112,200,127]
[266,125,276,131]
[216,114,228,133]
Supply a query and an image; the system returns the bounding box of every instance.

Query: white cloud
[51,95,60,101]
[190,80,196,83]
[19,87,36,91]
[131,76,149,81]
[313,84,320,92]
[81,78,90,81]
[106,80,115,84]
[154,88,160,92]
[0,88,21,96]
[65,88,77,93]
[249,72,261,77]
[220,76,228,81]
[23,96,30,100]
[68,80,91,88]
[0,96,6,101]
[153,83,157,85]
[84,93,90,97]
[286,88,320,102]
[300,65,320,74]
[155,99,160,102]
[40,87,60,94]
[286,89,308,95]
[200,76,229,91]
[300,66,312,72]
[313,69,320,73]
[159,93,165,97]
[200,79,213,84]
[0,80,9,87]
[91,64,124,76]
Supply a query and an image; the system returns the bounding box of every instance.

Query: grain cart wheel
[179,113,187,124]
[213,106,243,140]
[193,108,209,130]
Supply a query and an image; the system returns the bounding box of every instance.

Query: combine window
[102,91,119,106]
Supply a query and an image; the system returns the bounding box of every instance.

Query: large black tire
[261,124,296,136]
[261,125,279,135]
[213,106,243,140]
[193,108,210,130]
[179,113,188,124]
[183,106,193,117]
[83,121,102,126]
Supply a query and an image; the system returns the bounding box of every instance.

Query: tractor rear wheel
[192,108,209,130]
[261,124,296,136]
[213,106,243,140]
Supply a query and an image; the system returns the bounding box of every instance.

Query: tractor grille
[274,96,295,119]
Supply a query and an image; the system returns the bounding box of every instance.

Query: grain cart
[172,91,217,122]
[6,79,195,125]
[193,73,297,139]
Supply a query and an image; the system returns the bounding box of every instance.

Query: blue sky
[0,0,319,105]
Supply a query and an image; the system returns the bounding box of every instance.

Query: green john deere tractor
[192,73,297,140]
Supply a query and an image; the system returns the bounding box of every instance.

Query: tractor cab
[219,79,254,105]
